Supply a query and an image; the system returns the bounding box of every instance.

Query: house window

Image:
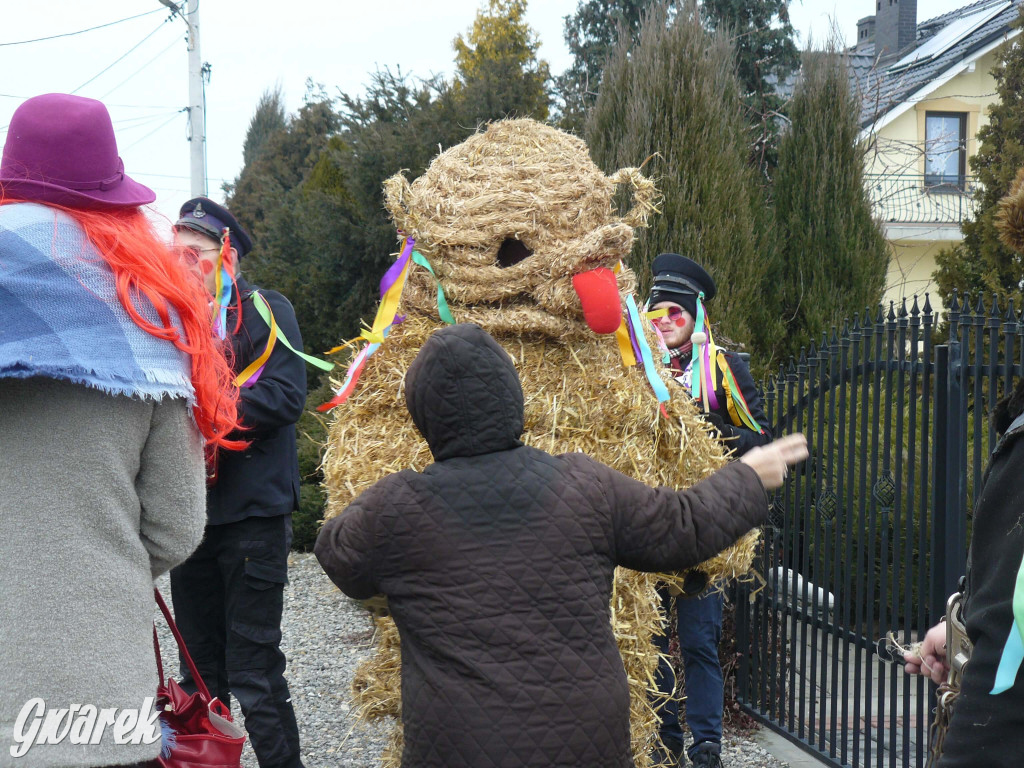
[925,112,967,189]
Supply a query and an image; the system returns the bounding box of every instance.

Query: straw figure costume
[319,119,764,768]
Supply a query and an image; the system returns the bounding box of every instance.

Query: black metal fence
[734,293,1024,768]
[864,174,978,225]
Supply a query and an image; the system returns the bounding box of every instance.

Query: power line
[134,171,228,181]
[111,111,184,130]
[121,111,185,151]
[0,8,163,47]
[99,35,183,99]
[71,18,173,95]
[0,108,179,136]
[0,93,178,109]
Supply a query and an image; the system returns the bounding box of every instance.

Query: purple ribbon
[626,314,643,366]
[703,342,719,410]
[240,363,266,389]
[380,238,415,297]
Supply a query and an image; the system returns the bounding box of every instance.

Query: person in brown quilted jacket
[315,323,806,768]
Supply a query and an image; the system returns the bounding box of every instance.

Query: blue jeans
[653,586,724,757]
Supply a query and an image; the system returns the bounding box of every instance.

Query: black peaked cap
[176,196,253,259]
[649,253,716,317]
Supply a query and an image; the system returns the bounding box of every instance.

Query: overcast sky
[0,1,974,228]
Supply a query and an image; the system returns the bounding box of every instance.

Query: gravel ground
[157,553,789,768]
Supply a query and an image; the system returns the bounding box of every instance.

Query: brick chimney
[875,0,918,61]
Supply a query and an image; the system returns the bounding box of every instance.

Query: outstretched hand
[739,433,809,491]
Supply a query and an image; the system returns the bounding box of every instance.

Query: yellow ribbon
[615,317,637,367]
[233,308,278,386]
[363,256,411,345]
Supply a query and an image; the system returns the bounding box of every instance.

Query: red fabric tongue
[572,267,622,334]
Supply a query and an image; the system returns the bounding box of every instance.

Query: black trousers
[170,515,302,768]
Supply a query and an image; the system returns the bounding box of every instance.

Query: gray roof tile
[852,0,1023,126]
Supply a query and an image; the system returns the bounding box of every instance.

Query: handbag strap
[153,587,214,702]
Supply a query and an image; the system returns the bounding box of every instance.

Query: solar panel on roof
[889,0,1010,72]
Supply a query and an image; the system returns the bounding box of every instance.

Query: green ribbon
[251,291,335,371]
[412,251,455,325]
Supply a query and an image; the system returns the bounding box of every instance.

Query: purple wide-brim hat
[0,93,155,210]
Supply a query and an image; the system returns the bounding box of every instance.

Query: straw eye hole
[495,237,533,269]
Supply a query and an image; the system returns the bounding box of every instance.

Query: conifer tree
[225,82,337,243]
[934,9,1024,310]
[586,1,780,363]
[558,0,676,132]
[242,88,287,168]
[771,50,889,363]
[701,0,798,178]
[701,0,797,100]
[453,0,551,123]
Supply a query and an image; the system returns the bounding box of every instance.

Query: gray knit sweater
[0,378,206,768]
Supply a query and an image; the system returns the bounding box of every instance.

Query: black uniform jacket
[315,323,770,768]
[208,277,306,526]
[670,348,772,457]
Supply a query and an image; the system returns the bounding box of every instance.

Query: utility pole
[159,0,207,197]
[185,0,206,197]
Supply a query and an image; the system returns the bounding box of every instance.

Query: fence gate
[734,294,1024,768]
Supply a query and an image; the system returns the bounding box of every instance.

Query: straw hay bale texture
[996,165,1024,255]
[321,119,761,768]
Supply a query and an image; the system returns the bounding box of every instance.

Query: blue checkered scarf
[0,202,194,403]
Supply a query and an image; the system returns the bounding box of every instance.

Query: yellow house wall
[866,47,1008,317]
[883,239,946,310]
[865,48,1001,177]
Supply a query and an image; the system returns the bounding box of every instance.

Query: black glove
[701,411,737,440]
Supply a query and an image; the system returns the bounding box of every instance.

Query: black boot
[689,744,723,768]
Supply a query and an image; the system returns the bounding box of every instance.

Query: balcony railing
[864,173,979,225]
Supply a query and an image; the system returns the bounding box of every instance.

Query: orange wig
[3,199,244,451]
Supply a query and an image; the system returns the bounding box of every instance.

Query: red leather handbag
[153,589,246,768]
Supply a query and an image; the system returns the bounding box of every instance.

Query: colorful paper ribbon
[234,291,335,388]
[615,316,637,367]
[690,294,720,412]
[612,264,637,367]
[624,294,670,405]
[717,353,764,433]
[412,250,455,326]
[212,231,233,340]
[319,238,431,412]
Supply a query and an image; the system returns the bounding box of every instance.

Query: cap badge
[192,202,206,218]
